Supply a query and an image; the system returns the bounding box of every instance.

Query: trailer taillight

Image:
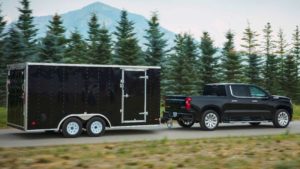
[185,97,192,111]
[31,120,37,126]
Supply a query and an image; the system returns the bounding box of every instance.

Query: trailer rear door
[7,68,26,129]
[121,69,148,123]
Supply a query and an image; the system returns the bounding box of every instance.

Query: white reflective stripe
[26,62,160,69]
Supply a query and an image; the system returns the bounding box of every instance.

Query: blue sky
[1,0,300,48]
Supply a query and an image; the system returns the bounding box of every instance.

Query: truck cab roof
[206,83,253,86]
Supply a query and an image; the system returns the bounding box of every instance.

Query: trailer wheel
[200,110,219,130]
[62,117,82,138]
[86,117,106,137]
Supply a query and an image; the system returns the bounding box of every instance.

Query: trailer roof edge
[24,62,161,69]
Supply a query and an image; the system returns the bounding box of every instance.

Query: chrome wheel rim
[90,121,103,134]
[278,111,289,126]
[204,113,218,129]
[66,122,79,135]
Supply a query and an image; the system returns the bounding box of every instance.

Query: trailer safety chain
[166,119,173,128]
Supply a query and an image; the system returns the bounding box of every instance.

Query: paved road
[1,121,300,148]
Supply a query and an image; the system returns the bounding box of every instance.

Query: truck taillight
[185,97,192,111]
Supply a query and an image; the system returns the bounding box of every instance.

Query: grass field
[0,107,6,128]
[293,104,300,120]
[0,134,299,169]
[0,105,300,129]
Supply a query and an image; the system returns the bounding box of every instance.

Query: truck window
[249,86,267,97]
[203,85,226,96]
[231,85,250,97]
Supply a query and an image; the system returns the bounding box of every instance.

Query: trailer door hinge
[139,76,148,79]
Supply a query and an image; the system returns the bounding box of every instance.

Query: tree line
[0,0,300,106]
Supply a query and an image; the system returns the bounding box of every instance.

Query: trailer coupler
[160,112,173,128]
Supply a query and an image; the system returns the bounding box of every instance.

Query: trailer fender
[57,114,112,130]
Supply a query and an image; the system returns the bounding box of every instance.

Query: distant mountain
[9,2,176,48]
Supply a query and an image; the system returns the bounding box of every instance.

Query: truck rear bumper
[160,111,193,123]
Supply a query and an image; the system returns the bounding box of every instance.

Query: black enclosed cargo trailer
[7,63,160,137]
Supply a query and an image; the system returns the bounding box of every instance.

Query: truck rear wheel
[273,109,290,128]
[200,110,219,130]
[177,118,194,128]
[62,117,82,138]
[86,117,106,137]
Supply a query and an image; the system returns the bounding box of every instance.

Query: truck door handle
[252,100,258,103]
[231,100,238,102]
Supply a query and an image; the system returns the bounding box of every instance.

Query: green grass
[0,134,300,169]
[293,104,300,120]
[0,107,6,128]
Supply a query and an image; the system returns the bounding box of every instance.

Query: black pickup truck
[162,83,293,130]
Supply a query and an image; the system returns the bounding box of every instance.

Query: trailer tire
[86,117,106,137]
[61,117,82,138]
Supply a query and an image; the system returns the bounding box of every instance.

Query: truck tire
[273,109,290,128]
[200,110,219,130]
[177,118,194,128]
[249,122,260,126]
[62,117,82,138]
[86,117,106,137]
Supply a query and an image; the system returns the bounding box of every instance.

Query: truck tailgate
[165,96,186,112]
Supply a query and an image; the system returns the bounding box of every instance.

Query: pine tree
[282,54,298,101]
[162,35,185,95]
[114,10,143,65]
[95,26,113,64]
[292,26,300,66]
[241,23,261,85]
[276,29,289,95]
[221,30,242,82]
[17,0,38,61]
[292,26,300,102]
[5,26,26,64]
[39,14,66,62]
[144,12,168,66]
[87,13,100,63]
[262,23,278,94]
[0,6,7,105]
[65,29,88,63]
[168,34,199,95]
[199,32,218,88]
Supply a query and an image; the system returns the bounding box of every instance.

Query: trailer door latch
[139,112,148,115]
[139,76,148,79]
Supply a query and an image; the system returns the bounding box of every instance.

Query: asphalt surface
[1,121,300,148]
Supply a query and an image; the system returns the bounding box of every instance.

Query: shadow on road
[9,129,157,139]
[167,124,275,131]
[5,124,278,139]
[105,129,156,136]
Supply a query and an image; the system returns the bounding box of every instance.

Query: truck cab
[162,83,293,130]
